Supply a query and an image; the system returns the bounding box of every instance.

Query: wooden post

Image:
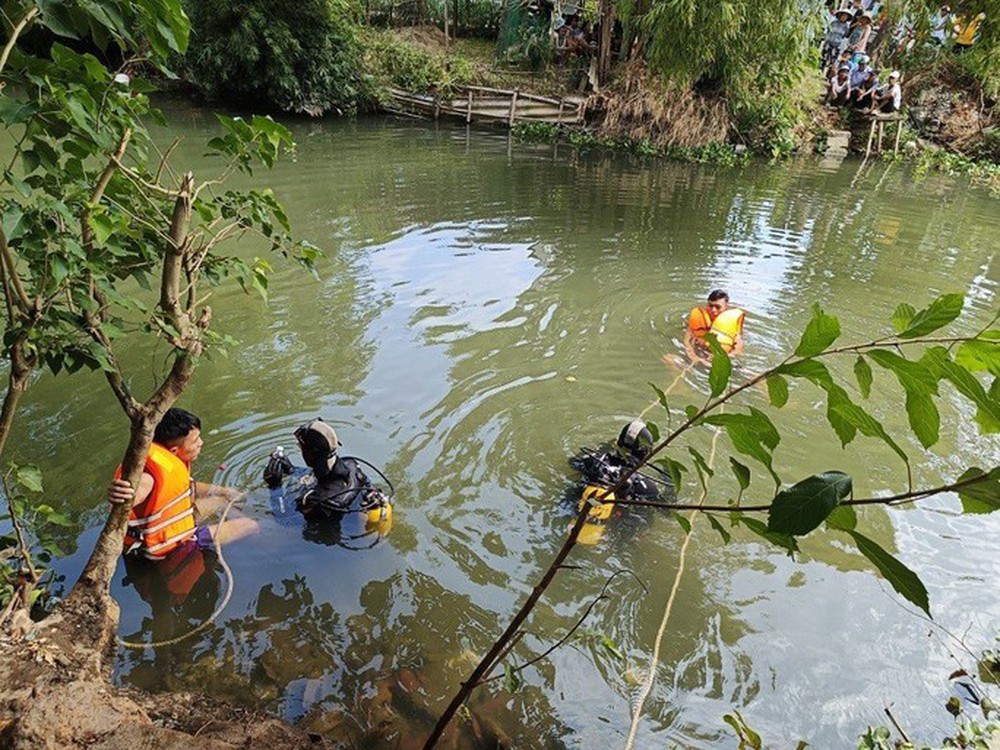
[864,119,877,158]
[434,92,440,120]
[557,100,565,123]
[466,89,473,123]
[443,0,450,49]
[508,90,519,127]
[597,0,615,87]
[877,120,884,153]
[893,118,903,154]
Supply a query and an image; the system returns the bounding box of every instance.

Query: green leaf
[648,381,669,414]
[794,304,841,358]
[706,334,731,398]
[600,634,624,661]
[15,466,43,493]
[825,504,857,531]
[503,663,522,693]
[904,390,940,449]
[848,530,930,617]
[687,446,714,491]
[655,456,687,495]
[703,412,781,489]
[768,471,852,536]
[929,349,1000,434]
[954,467,1000,514]
[645,421,660,444]
[736,514,799,556]
[730,458,751,490]
[706,513,731,544]
[826,385,909,467]
[891,303,916,333]
[955,336,1000,378]
[775,358,834,387]
[898,293,964,339]
[673,513,691,534]
[88,213,114,244]
[854,356,873,399]
[765,374,789,408]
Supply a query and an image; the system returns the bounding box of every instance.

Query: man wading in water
[682,289,746,366]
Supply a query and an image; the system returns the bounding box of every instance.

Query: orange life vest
[688,306,745,353]
[119,443,196,560]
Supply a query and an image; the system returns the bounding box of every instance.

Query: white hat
[889,70,900,79]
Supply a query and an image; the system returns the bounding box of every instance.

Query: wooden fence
[386,85,587,127]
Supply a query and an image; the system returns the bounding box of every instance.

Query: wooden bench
[864,113,905,157]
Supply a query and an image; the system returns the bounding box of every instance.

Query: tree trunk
[0,339,33,457]
[597,0,616,86]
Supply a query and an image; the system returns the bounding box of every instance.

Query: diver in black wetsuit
[572,419,674,501]
[262,418,390,521]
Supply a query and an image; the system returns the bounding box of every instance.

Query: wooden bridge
[385,85,587,127]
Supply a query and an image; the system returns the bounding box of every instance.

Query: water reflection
[3,111,997,748]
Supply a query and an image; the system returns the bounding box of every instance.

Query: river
[9,105,1000,748]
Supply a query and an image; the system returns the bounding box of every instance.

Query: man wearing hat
[874,71,903,113]
[849,55,872,90]
[823,7,853,68]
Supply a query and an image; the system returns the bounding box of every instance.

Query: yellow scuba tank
[365,497,393,537]
[575,485,615,546]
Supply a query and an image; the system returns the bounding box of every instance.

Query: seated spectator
[852,67,880,109]
[827,64,852,106]
[849,55,871,89]
[874,70,902,113]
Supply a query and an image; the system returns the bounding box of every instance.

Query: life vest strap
[128,487,192,526]
[135,507,195,537]
[143,526,199,556]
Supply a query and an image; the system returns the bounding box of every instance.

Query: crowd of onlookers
[820,1,987,115]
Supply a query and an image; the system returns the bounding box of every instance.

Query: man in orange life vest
[108,408,257,563]
[684,289,746,366]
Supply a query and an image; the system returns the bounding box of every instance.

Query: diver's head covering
[295,418,340,477]
[617,419,653,462]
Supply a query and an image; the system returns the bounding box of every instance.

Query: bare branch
[0,225,32,314]
[0,6,40,76]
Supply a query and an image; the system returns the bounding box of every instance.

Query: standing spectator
[930,4,953,45]
[827,64,853,106]
[824,8,854,68]
[848,12,874,58]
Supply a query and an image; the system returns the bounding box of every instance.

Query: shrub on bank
[183,0,374,115]
[361,29,477,96]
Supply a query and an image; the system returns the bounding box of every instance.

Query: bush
[361,29,477,96]
[183,0,374,115]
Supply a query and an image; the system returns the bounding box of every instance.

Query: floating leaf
[848,530,930,617]
[766,374,789,408]
[795,304,841,358]
[15,465,43,493]
[600,634,624,661]
[854,356,873,399]
[768,471,852,536]
[898,293,964,339]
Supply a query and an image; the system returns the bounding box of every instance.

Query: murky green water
[10,105,1000,747]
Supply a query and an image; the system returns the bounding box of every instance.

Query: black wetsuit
[266,457,381,522]
[573,446,673,501]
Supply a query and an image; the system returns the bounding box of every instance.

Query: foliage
[362,28,477,96]
[183,0,375,115]
[912,148,1000,192]
[0,466,65,614]
[496,6,552,71]
[0,0,317,609]
[617,0,823,148]
[512,122,751,166]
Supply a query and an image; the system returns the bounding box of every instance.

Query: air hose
[117,491,240,650]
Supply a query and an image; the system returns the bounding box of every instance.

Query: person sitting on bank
[827,64,852,106]
[262,418,391,522]
[684,289,746,365]
[852,66,880,109]
[873,70,902,113]
[108,408,258,560]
